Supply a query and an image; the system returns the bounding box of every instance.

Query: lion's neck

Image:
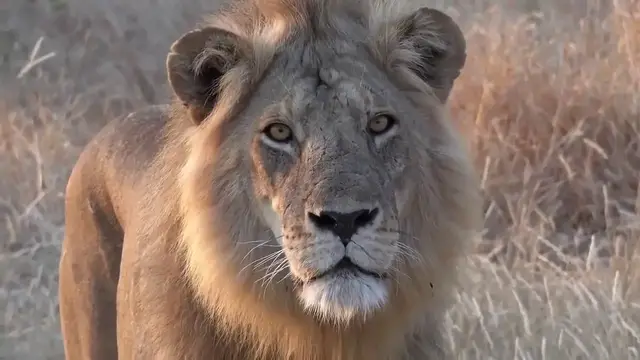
[206,306,416,360]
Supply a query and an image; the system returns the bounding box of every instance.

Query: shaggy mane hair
[155,0,480,359]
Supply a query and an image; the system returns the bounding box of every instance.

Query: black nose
[307,208,380,244]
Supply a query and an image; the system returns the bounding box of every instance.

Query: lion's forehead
[289,79,375,119]
[278,58,384,118]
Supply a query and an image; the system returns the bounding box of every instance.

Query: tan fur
[58,0,481,359]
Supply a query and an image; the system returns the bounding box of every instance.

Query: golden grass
[1,0,639,358]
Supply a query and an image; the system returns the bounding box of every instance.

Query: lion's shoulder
[84,104,181,171]
[66,104,187,218]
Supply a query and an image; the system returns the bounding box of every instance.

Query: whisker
[389,263,409,279]
[259,251,285,274]
[262,259,290,289]
[239,239,276,263]
[237,235,284,264]
[378,229,426,266]
[387,265,404,288]
[237,235,283,245]
[252,250,285,271]
[237,241,282,247]
[256,256,289,294]
[276,271,293,284]
[239,249,284,275]
[396,243,424,265]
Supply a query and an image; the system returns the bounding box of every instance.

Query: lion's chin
[298,271,388,324]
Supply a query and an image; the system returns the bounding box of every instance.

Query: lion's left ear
[391,8,466,103]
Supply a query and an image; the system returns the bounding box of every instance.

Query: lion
[57,0,482,358]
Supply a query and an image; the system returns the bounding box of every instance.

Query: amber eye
[367,115,396,135]
[263,123,293,143]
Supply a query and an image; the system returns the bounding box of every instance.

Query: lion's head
[168,0,480,353]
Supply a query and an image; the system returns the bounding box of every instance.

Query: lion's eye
[367,115,396,135]
[264,123,293,143]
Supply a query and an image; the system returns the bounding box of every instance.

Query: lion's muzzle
[282,203,397,323]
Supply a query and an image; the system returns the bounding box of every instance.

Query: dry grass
[1,0,639,358]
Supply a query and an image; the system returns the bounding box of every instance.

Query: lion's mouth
[307,258,385,283]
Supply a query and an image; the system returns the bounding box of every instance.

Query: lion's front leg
[58,163,123,360]
[59,244,120,360]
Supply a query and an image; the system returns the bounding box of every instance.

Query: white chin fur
[299,272,388,324]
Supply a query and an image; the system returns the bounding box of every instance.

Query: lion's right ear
[167,27,245,125]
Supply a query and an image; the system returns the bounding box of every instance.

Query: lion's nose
[307,208,380,244]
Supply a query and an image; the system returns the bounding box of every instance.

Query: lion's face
[168,2,474,328]
[248,62,416,322]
